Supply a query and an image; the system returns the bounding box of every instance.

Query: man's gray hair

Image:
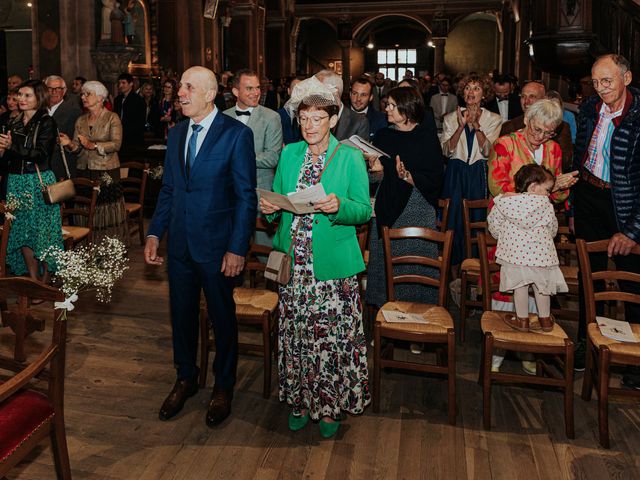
[44,75,66,89]
[82,80,109,101]
[525,98,563,129]
[595,54,631,75]
[314,69,343,97]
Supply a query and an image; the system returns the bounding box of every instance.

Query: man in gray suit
[224,69,282,192]
[45,75,82,179]
[315,69,369,141]
[429,76,458,131]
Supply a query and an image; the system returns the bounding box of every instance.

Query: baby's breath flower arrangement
[5,192,34,219]
[148,165,164,180]
[42,237,129,319]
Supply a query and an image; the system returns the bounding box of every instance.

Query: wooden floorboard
[3,244,640,479]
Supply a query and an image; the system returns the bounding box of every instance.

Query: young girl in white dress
[488,164,568,332]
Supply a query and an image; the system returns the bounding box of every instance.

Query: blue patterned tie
[186,124,203,177]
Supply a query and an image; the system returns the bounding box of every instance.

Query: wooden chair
[61,177,99,248]
[551,223,580,322]
[0,277,71,479]
[477,231,575,438]
[120,162,149,246]
[459,198,491,342]
[0,203,13,276]
[436,198,451,234]
[199,219,279,398]
[373,226,457,425]
[577,238,640,448]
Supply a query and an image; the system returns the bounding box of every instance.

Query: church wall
[444,19,498,75]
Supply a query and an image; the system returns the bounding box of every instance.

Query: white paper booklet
[382,310,429,324]
[257,183,327,215]
[596,316,639,343]
[340,135,389,158]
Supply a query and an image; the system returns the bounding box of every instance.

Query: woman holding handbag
[0,79,63,282]
[259,77,372,438]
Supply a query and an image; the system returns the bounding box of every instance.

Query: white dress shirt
[184,107,218,161]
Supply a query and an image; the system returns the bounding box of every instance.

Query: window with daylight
[377,48,417,81]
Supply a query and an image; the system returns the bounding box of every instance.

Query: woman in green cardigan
[260,77,372,438]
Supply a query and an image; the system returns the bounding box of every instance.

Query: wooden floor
[4,244,640,480]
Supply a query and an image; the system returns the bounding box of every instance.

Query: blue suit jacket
[366,107,388,139]
[147,112,257,265]
[278,107,301,145]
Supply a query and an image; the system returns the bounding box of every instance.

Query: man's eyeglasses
[591,78,614,89]
[47,87,65,92]
[298,115,329,126]
[528,124,556,138]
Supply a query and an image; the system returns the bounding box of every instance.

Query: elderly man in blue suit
[145,66,257,427]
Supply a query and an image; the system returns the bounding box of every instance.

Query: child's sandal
[538,315,555,332]
[503,314,530,332]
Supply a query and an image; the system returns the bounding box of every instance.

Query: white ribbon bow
[55,293,79,311]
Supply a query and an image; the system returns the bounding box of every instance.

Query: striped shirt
[584,103,623,182]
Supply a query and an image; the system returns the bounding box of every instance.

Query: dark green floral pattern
[6,171,63,275]
[278,149,371,421]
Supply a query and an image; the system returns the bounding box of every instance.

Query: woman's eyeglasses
[298,115,329,126]
[529,124,556,138]
[385,102,397,111]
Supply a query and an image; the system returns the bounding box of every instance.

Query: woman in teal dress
[0,79,63,281]
[260,77,372,438]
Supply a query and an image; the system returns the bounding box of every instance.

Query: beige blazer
[441,108,502,165]
[73,109,122,171]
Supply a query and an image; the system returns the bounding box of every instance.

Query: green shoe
[288,412,309,431]
[319,419,340,438]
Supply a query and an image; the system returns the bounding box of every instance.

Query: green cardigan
[266,135,372,281]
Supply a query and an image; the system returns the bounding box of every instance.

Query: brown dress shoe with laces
[538,315,555,332]
[206,386,233,427]
[159,378,199,421]
[503,314,530,332]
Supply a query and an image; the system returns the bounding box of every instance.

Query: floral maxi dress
[278,149,371,421]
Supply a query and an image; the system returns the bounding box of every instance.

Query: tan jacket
[73,109,122,171]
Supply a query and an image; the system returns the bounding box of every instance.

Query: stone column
[433,38,446,74]
[340,40,351,92]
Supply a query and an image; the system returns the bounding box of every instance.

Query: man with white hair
[45,75,81,178]
[573,54,640,384]
[314,69,369,141]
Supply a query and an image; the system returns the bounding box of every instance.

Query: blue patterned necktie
[186,123,203,177]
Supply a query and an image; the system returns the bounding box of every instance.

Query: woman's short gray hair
[82,81,109,101]
[525,99,563,129]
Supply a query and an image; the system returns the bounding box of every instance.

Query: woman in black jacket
[365,86,444,308]
[0,79,63,282]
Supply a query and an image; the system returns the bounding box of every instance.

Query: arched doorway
[353,15,432,79]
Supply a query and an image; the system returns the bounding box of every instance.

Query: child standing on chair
[488,164,568,332]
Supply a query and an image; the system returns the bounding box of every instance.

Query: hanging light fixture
[367,34,374,50]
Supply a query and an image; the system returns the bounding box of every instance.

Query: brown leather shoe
[206,386,233,427]
[538,315,555,332]
[503,314,530,332]
[159,378,199,421]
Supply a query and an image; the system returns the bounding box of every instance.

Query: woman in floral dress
[260,77,372,438]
